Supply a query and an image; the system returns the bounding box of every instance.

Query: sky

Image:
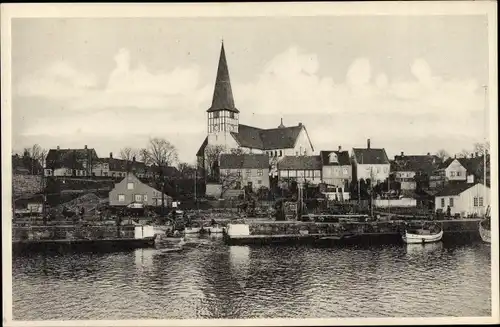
[11,15,491,164]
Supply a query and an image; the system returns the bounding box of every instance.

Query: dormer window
[328,152,339,164]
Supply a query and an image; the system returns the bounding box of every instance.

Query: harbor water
[12,235,491,320]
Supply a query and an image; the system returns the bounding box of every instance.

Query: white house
[434,182,490,217]
[351,139,390,184]
[196,42,314,177]
[438,158,468,182]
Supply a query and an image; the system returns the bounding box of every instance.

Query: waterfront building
[319,147,352,189]
[434,182,490,217]
[391,152,441,190]
[218,153,270,194]
[351,139,390,184]
[196,42,314,178]
[277,155,323,185]
[45,145,99,177]
[108,172,172,207]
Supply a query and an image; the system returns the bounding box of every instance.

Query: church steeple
[207,41,239,113]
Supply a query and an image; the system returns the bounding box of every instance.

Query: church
[196,42,315,177]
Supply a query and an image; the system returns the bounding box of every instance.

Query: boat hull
[479,220,491,244]
[403,230,443,244]
[184,227,201,234]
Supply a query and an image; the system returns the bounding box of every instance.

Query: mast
[482,85,488,216]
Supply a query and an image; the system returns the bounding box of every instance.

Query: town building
[45,145,99,177]
[432,153,490,189]
[391,152,442,190]
[351,139,390,184]
[319,148,352,189]
[434,182,490,217]
[108,172,172,207]
[218,154,270,192]
[196,42,314,178]
[93,153,153,178]
[277,155,323,185]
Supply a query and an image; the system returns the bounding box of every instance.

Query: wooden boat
[207,225,225,234]
[479,218,491,244]
[403,224,443,244]
[184,226,202,234]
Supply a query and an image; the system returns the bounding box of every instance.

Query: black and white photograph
[1,2,498,326]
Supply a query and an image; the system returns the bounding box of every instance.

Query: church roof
[207,42,239,114]
[231,124,310,151]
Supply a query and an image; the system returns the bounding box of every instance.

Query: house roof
[278,155,322,170]
[435,182,486,196]
[231,123,311,151]
[438,155,490,175]
[207,42,239,114]
[320,150,351,166]
[219,154,269,169]
[150,165,181,177]
[392,154,441,173]
[99,158,148,173]
[46,148,98,169]
[352,148,389,165]
[196,137,208,157]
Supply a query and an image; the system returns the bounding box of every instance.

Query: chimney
[427,152,430,156]
[367,139,371,149]
[110,152,113,159]
[298,122,302,127]
[471,153,474,158]
[84,145,87,149]
[475,152,479,157]
[338,145,342,152]
[56,146,60,150]
[454,154,457,159]
[401,151,404,156]
[133,156,136,162]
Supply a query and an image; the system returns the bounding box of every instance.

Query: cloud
[15,46,487,162]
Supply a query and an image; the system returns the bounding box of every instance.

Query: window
[298,170,305,177]
[257,180,262,185]
[280,150,283,157]
[457,171,461,176]
[118,194,125,202]
[127,182,134,190]
[237,170,241,177]
[213,112,220,118]
[384,167,388,173]
[479,197,484,207]
[314,170,321,178]
[441,198,445,207]
[104,172,108,176]
[449,197,454,207]
[329,153,338,164]
[289,170,297,177]
[246,169,251,176]
[257,169,263,176]
[135,194,142,202]
[343,168,349,175]
[334,168,340,176]
[144,195,148,202]
[474,197,478,207]
[305,170,311,178]
[451,171,456,177]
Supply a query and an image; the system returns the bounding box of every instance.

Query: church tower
[207,41,239,147]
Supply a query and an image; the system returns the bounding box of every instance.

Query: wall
[355,164,390,183]
[221,168,270,191]
[445,159,467,181]
[374,198,417,208]
[206,183,223,198]
[12,174,42,197]
[109,174,169,207]
[287,128,314,156]
[322,165,352,187]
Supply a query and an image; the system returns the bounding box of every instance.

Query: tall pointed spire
[207,41,239,113]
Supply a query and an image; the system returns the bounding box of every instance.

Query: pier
[223,218,482,245]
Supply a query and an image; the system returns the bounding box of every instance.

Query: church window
[213,112,220,118]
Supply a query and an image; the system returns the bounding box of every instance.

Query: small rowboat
[184,227,202,234]
[479,218,491,244]
[207,225,225,234]
[403,225,443,244]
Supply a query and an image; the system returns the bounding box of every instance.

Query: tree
[219,169,241,198]
[204,145,226,182]
[459,149,470,158]
[138,148,152,165]
[147,138,179,213]
[229,147,245,155]
[147,138,178,167]
[473,141,490,155]
[119,147,138,162]
[22,144,47,175]
[436,149,450,161]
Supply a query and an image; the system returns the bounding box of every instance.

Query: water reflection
[12,241,491,320]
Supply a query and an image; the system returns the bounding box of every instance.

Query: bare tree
[473,141,490,155]
[459,149,471,158]
[229,147,246,155]
[147,138,179,213]
[219,169,241,198]
[204,145,226,181]
[22,144,47,175]
[138,148,151,165]
[177,162,196,178]
[435,149,450,161]
[119,147,138,162]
